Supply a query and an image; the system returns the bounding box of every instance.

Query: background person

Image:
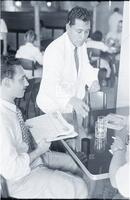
[15,30,43,79]
[108,7,123,34]
[86,30,113,80]
[0,58,88,199]
[105,20,123,53]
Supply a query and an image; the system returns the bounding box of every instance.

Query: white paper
[26,112,78,142]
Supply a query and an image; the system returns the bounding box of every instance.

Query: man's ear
[2,78,11,88]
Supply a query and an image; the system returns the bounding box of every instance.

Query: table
[61,107,129,181]
[61,107,128,197]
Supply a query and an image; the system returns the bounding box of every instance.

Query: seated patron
[86,31,113,79]
[108,7,123,34]
[105,20,123,56]
[0,59,88,199]
[15,30,43,79]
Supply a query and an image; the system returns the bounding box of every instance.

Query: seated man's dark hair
[91,30,103,41]
[67,6,91,26]
[1,57,21,81]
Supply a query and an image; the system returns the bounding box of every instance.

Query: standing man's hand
[69,97,89,118]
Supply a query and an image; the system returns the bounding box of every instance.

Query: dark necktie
[74,47,79,73]
[16,107,37,153]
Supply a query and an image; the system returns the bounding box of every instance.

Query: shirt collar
[65,32,76,51]
[26,42,34,46]
[0,98,17,113]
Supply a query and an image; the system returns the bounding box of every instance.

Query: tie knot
[74,47,78,53]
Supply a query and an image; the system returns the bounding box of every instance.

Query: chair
[30,78,42,117]
[15,78,41,120]
[0,175,9,198]
[18,58,35,77]
[87,48,101,68]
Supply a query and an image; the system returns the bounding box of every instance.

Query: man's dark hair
[91,30,103,41]
[114,7,119,12]
[67,6,91,26]
[1,57,21,81]
[24,30,36,43]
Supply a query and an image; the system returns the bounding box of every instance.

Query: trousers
[7,151,88,199]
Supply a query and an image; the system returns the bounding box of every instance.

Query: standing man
[36,6,100,118]
[0,58,88,199]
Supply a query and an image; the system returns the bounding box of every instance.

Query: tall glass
[95,116,107,139]
[94,116,107,151]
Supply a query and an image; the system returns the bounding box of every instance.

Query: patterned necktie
[16,107,37,153]
[74,47,79,73]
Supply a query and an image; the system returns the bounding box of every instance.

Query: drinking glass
[95,116,107,139]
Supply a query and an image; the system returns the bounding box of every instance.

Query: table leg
[82,173,96,198]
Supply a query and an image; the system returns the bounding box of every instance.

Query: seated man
[15,30,43,79]
[109,124,130,199]
[86,30,116,79]
[0,59,88,199]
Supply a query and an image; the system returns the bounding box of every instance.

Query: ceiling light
[47,2,51,7]
[15,1,22,7]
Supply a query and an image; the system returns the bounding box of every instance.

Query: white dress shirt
[37,32,98,113]
[108,11,123,33]
[0,98,87,198]
[86,40,109,52]
[0,99,31,182]
[15,42,43,65]
[115,163,130,198]
[15,42,43,79]
[105,31,122,46]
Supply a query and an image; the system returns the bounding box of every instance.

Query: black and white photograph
[0,0,129,199]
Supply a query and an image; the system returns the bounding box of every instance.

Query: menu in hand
[26,112,78,142]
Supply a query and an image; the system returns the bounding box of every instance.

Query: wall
[116,1,129,108]
[4,1,124,50]
[59,1,124,35]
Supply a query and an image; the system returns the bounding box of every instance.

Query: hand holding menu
[26,112,78,143]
